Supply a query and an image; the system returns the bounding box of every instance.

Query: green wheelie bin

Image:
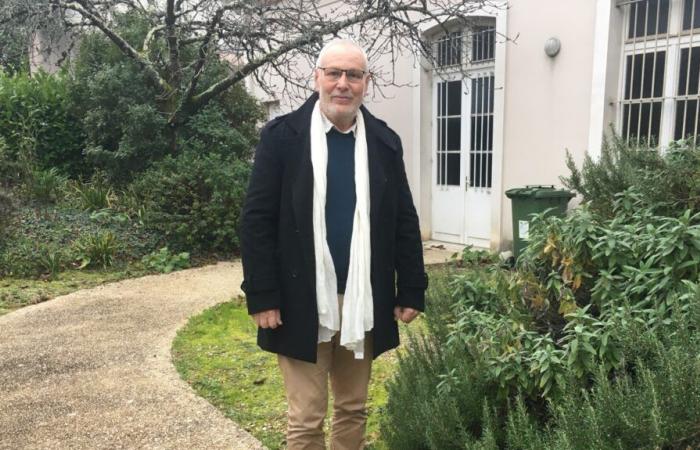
[505,185,575,260]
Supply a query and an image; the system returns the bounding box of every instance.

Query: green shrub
[68,12,263,184]
[26,168,67,204]
[73,231,118,269]
[0,188,15,239]
[0,136,23,187]
[132,151,251,254]
[454,245,499,268]
[382,195,700,448]
[562,135,700,217]
[0,204,159,277]
[504,323,700,450]
[0,70,86,179]
[69,178,115,211]
[37,247,66,278]
[141,247,190,273]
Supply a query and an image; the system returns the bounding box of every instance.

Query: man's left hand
[394,306,420,324]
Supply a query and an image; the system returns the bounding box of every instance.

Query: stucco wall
[499,0,598,248]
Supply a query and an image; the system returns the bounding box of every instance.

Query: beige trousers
[277,302,373,450]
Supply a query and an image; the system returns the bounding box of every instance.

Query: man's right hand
[252,309,283,329]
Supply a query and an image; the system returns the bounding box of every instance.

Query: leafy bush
[26,168,67,204]
[0,70,86,179]
[454,245,498,267]
[0,205,159,277]
[0,136,23,187]
[562,135,700,217]
[38,247,66,278]
[68,12,263,184]
[68,176,115,211]
[73,231,118,269]
[381,193,700,449]
[0,188,15,239]
[141,247,190,273]
[131,151,251,254]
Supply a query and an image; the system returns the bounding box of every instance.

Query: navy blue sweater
[325,128,356,294]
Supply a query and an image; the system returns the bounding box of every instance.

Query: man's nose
[336,73,349,89]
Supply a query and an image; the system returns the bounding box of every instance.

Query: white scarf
[310,101,373,359]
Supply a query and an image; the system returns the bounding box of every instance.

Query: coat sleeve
[393,138,429,311]
[239,125,283,315]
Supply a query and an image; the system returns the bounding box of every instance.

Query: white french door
[431,73,494,247]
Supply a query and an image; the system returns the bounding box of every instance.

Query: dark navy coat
[239,93,428,363]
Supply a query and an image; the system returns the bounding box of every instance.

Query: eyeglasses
[317,67,368,83]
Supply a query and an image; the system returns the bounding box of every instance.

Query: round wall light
[544,37,561,57]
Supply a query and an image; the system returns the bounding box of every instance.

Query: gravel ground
[0,245,457,450]
[0,262,265,450]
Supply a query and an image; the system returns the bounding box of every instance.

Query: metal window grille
[471,26,496,63]
[618,0,700,145]
[435,32,463,68]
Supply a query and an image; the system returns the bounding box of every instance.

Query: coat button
[291,270,298,278]
[295,229,300,234]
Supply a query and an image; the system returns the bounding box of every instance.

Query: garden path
[0,244,457,450]
[0,261,264,450]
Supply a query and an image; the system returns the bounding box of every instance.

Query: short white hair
[315,39,369,71]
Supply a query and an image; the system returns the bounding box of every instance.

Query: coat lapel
[364,114,387,236]
[286,95,397,286]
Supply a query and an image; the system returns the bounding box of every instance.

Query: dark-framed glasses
[317,67,368,83]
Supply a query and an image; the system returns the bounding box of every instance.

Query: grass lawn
[0,266,149,316]
[171,296,419,450]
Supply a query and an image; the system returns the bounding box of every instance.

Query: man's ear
[313,68,320,92]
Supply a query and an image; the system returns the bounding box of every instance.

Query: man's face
[314,44,369,129]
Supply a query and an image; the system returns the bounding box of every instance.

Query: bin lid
[505,185,575,199]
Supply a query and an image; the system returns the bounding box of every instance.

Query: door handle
[465,176,469,191]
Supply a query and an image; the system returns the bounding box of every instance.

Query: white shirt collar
[319,109,357,135]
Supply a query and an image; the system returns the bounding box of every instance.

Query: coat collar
[289,93,393,284]
[286,92,399,152]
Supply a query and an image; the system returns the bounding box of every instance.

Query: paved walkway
[0,262,264,450]
[0,245,460,450]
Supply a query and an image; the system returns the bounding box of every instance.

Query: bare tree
[2,0,506,144]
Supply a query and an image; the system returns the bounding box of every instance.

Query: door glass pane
[436,80,463,187]
[447,117,461,150]
[469,75,494,188]
[446,153,460,186]
[447,81,462,115]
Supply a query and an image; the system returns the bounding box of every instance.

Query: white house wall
[499,0,598,249]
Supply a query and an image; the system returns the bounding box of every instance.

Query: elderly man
[239,39,428,449]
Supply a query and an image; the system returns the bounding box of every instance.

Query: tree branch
[62,0,170,92]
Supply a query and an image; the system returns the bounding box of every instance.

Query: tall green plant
[562,134,700,217]
[0,70,86,179]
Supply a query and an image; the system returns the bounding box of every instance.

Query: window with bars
[619,0,700,145]
[436,32,463,68]
[472,26,496,63]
